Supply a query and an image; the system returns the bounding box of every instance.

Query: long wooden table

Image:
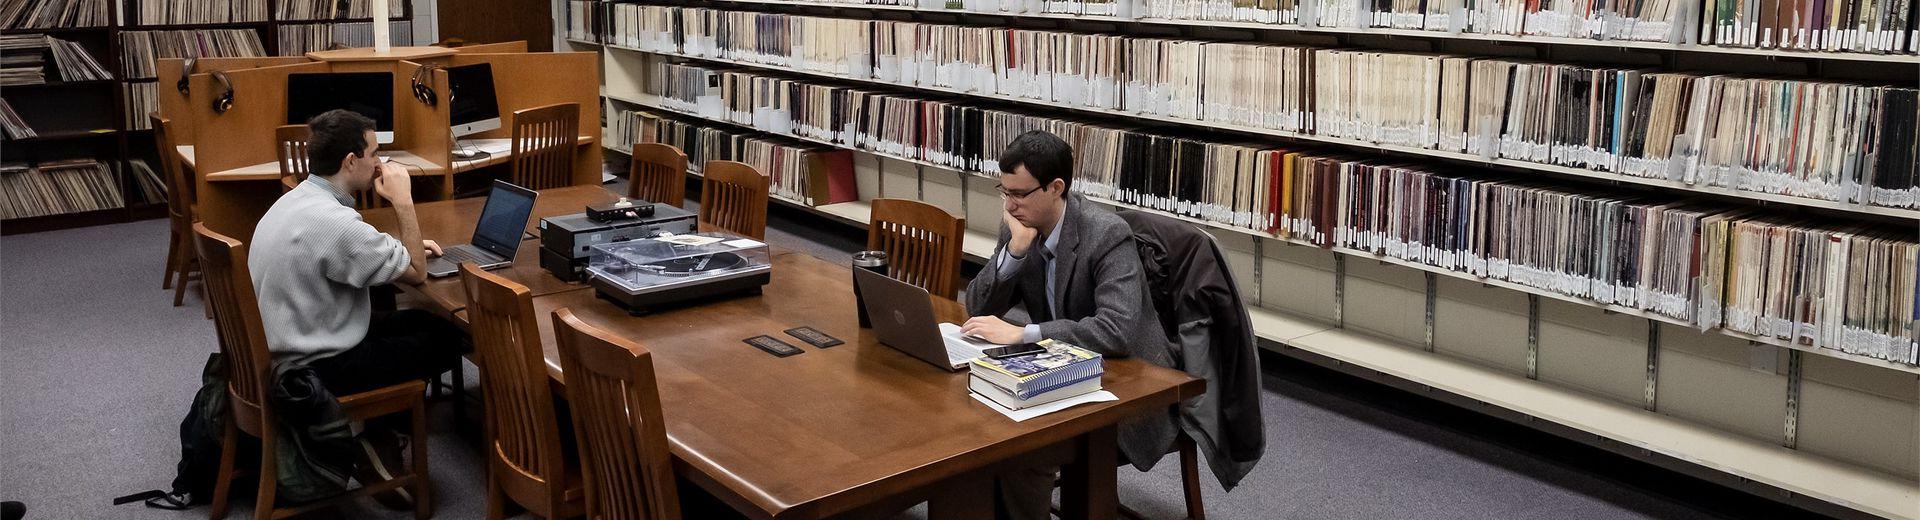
[365,185,1204,520]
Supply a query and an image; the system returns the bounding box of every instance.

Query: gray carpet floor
[0,195,1798,519]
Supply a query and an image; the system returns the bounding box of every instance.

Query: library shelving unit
[0,0,416,235]
[574,1,1920,518]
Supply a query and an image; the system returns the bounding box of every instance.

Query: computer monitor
[447,63,500,138]
[286,72,395,144]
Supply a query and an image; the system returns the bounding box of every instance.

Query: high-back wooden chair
[553,309,681,520]
[460,263,584,520]
[509,102,581,191]
[697,161,769,240]
[867,199,966,297]
[153,113,200,308]
[193,223,432,520]
[628,142,687,208]
[274,124,311,191]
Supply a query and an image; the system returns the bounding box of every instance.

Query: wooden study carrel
[156,43,601,240]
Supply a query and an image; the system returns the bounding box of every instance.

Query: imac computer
[447,63,501,160]
[286,72,396,144]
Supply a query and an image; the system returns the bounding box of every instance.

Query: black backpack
[115,353,231,509]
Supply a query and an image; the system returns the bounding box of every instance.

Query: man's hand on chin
[959,315,1026,345]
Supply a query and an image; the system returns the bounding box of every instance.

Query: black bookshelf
[0,0,418,234]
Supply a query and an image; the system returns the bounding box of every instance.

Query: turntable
[585,231,772,313]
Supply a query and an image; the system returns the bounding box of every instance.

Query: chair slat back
[150,113,194,225]
[274,124,311,190]
[460,263,566,495]
[697,161,769,240]
[274,123,384,209]
[509,103,581,191]
[628,143,688,208]
[190,223,272,432]
[869,198,966,297]
[553,309,681,520]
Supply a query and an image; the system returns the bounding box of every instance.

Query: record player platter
[637,252,748,276]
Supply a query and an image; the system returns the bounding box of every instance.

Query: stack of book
[968,340,1105,410]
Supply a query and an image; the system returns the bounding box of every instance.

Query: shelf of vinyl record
[1,33,113,86]
[598,78,1920,374]
[595,7,1920,223]
[0,158,167,220]
[685,0,1920,63]
[4,0,406,29]
[3,0,113,30]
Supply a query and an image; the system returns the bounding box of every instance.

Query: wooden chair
[274,125,311,191]
[275,124,385,209]
[867,198,966,298]
[460,263,584,520]
[192,223,432,520]
[508,103,581,191]
[153,113,200,308]
[696,161,769,240]
[552,308,681,520]
[627,142,687,208]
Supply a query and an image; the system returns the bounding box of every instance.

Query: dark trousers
[309,309,468,431]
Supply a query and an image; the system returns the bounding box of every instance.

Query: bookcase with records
[585,3,1920,517]
[0,0,418,233]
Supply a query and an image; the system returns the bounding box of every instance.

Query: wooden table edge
[677,371,1202,520]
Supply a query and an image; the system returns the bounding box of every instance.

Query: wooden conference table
[363,185,1204,519]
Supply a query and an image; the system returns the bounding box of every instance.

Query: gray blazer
[965,192,1178,470]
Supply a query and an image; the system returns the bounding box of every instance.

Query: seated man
[959,130,1175,520]
[249,109,466,506]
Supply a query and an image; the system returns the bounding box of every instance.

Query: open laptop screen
[470,180,537,258]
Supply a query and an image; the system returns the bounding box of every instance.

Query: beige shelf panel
[1252,305,1920,520]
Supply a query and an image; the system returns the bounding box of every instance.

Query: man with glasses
[959,130,1175,520]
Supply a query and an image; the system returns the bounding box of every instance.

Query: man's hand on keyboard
[423,240,443,258]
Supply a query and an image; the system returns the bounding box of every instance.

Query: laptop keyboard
[439,246,498,266]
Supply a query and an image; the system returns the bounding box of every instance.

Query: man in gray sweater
[249,109,466,506]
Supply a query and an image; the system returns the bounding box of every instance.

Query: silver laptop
[426,180,537,278]
[853,267,993,371]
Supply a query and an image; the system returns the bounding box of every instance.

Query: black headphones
[176,57,195,95]
[411,64,440,107]
[210,70,234,114]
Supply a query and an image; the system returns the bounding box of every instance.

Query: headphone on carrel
[411,63,440,107]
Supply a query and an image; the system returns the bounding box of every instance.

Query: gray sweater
[249,175,409,365]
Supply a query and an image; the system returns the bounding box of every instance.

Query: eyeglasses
[996,184,1045,200]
